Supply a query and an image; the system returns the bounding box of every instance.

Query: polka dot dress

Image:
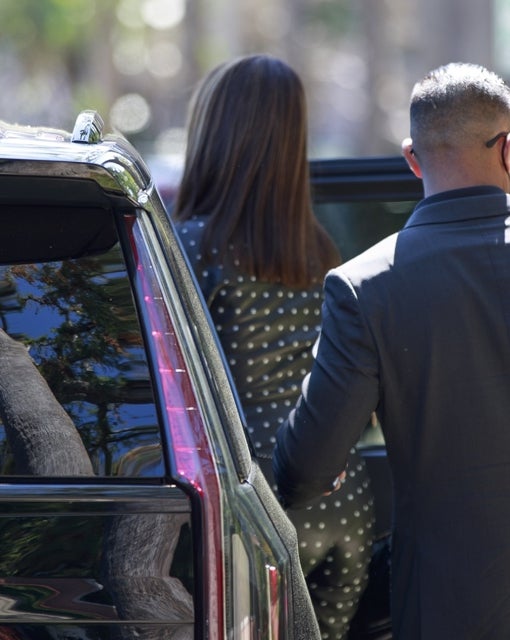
[177,216,375,639]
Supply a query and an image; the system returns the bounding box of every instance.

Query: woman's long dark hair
[173,54,340,287]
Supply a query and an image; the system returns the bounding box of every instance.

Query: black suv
[0,111,424,640]
[0,111,322,640]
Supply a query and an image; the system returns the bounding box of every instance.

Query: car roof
[0,111,154,264]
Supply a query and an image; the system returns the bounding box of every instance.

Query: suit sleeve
[273,268,380,508]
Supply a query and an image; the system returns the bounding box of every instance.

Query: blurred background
[0,0,505,163]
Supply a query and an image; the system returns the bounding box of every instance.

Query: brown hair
[173,54,339,287]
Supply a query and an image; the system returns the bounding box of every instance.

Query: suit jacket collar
[405,186,510,228]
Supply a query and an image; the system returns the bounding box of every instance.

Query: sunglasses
[485,131,508,148]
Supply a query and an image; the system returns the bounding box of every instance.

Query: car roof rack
[71,110,104,144]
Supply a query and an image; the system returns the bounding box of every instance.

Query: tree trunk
[0,329,94,475]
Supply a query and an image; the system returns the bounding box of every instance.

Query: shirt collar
[405,186,510,228]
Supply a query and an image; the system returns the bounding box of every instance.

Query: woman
[173,54,374,639]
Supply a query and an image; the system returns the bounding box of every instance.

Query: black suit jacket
[274,186,510,639]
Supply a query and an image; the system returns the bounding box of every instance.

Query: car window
[313,198,419,448]
[314,200,417,262]
[0,243,164,478]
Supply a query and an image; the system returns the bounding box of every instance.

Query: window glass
[313,199,418,447]
[0,244,164,477]
[314,200,417,261]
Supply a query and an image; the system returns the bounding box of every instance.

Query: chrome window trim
[0,483,190,509]
[135,210,243,484]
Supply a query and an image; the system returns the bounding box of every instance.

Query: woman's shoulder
[174,215,207,237]
[174,215,209,258]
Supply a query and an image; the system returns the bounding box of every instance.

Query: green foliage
[5,248,157,474]
[0,0,102,53]
[305,0,359,37]
[12,255,140,405]
[0,0,117,127]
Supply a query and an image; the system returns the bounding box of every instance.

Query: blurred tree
[0,0,115,128]
[0,0,499,157]
[417,0,495,73]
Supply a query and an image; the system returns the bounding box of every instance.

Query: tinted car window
[313,198,418,452]
[0,243,164,477]
[314,200,416,262]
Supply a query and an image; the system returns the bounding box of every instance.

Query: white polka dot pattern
[177,216,375,639]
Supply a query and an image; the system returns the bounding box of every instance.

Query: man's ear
[402,137,422,178]
[503,133,510,174]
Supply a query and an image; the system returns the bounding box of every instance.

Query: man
[273,62,510,639]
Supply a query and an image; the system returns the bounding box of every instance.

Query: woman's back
[172,54,374,640]
[178,215,323,464]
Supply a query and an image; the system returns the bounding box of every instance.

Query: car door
[0,118,322,640]
[310,154,423,534]
[309,156,423,640]
[0,193,195,640]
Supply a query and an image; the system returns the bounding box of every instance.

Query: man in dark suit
[273,62,510,639]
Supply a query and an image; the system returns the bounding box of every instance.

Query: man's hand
[322,471,346,496]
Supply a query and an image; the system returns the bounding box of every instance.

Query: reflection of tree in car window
[0,329,194,632]
[0,262,194,632]
[0,248,163,477]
